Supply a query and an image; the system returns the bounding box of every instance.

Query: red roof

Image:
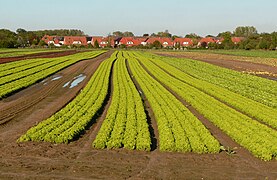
[199,37,216,44]
[119,37,147,46]
[91,36,114,47]
[64,36,87,45]
[232,37,244,44]
[42,35,62,45]
[146,37,173,47]
[174,38,193,46]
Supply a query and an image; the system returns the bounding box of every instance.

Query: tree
[38,40,47,47]
[270,32,277,50]
[0,29,17,48]
[152,30,172,38]
[32,39,38,45]
[218,31,232,37]
[123,31,134,37]
[112,31,134,37]
[172,35,180,40]
[258,39,269,49]
[234,26,258,37]
[158,30,172,38]
[16,28,28,47]
[200,42,208,48]
[221,32,234,49]
[150,40,162,49]
[120,44,127,48]
[16,28,27,34]
[94,40,99,48]
[112,31,124,37]
[185,33,201,39]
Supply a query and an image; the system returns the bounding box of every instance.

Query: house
[42,35,64,47]
[136,37,148,46]
[42,35,89,46]
[119,37,140,47]
[198,37,217,47]
[173,38,193,47]
[91,36,114,48]
[64,36,87,46]
[146,37,173,47]
[118,37,148,47]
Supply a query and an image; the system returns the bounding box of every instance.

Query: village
[42,34,243,48]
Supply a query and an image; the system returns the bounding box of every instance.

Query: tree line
[0,28,85,48]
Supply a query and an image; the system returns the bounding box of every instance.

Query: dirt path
[0,51,276,179]
[156,52,277,80]
[0,50,80,64]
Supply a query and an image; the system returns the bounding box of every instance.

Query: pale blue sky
[0,0,276,36]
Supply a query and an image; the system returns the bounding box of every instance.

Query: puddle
[70,74,86,88]
[63,81,70,88]
[62,74,86,88]
[51,75,62,81]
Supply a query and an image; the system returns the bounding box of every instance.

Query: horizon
[1,0,276,37]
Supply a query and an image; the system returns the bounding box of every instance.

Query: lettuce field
[12,50,276,161]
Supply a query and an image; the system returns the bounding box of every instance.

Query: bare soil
[156,52,277,80]
[0,51,276,179]
[0,50,80,64]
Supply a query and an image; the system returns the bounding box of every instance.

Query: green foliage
[150,40,162,49]
[32,29,85,37]
[156,52,277,107]
[38,40,47,47]
[112,31,134,37]
[151,30,172,38]
[94,40,99,48]
[126,52,220,153]
[221,32,234,49]
[234,26,258,37]
[203,49,277,59]
[185,33,201,39]
[0,51,105,99]
[92,52,151,151]
[145,52,277,160]
[0,49,61,58]
[18,51,114,144]
[143,53,277,128]
[0,29,17,48]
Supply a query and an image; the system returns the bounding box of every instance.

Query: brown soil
[0,50,80,64]
[156,52,277,80]
[0,51,276,179]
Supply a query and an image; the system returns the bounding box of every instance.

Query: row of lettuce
[0,49,63,58]
[0,51,104,99]
[92,52,151,150]
[17,50,276,161]
[130,51,276,161]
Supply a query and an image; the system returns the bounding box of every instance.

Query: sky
[0,0,276,37]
